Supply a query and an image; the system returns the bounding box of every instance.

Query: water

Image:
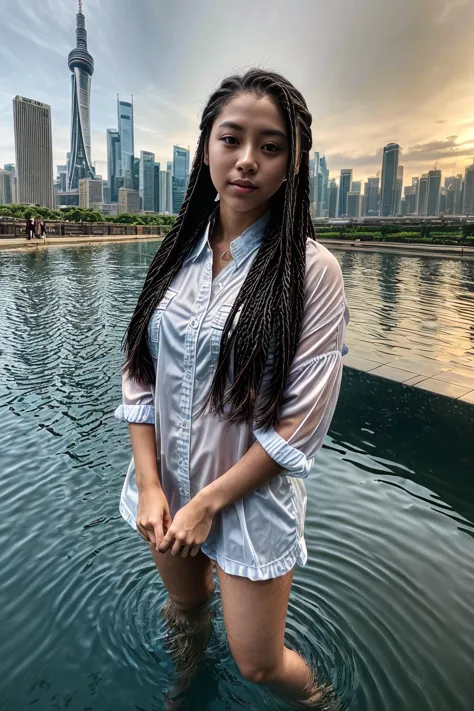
[334,248,474,369]
[0,243,473,711]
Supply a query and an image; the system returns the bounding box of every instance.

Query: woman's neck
[212,200,270,245]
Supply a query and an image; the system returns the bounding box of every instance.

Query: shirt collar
[185,206,272,269]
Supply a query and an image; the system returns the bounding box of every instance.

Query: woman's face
[205,92,290,213]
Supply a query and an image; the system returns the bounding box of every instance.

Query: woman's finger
[170,537,183,557]
[190,546,201,558]
[137,524,149,542]
[180,545,191,558]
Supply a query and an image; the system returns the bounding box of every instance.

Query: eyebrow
[218,120,288,140]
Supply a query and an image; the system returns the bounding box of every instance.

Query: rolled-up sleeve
[114,369,155,425]
[254,242,349,478]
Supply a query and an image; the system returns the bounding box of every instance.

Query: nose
[235,143,258,174]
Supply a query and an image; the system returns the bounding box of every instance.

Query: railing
[0,220,171,240]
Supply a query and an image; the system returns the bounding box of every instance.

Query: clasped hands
[136,483,214,558]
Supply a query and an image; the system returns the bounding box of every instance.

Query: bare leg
[150,545,214,709]
[217,565,337,708]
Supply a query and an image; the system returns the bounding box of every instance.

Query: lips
[229,181,257,194]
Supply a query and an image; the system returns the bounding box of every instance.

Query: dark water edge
[0,243,473,711]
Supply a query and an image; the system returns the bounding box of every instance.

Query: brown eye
[263,143,280,153]
[221,136,238,145]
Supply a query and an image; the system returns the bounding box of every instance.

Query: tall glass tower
[380,143,399,216]
[67,1,95,191]
[172,146,190,214]
[118,97,134,189]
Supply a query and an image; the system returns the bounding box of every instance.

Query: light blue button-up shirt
[115,208,349,580]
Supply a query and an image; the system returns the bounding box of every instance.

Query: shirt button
[186,371,191,379]
[178,458,183,465]
[179,487,185,496]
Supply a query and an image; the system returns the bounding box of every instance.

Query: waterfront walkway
[1,233,473,404]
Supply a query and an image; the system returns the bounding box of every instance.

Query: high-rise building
[0,170,13,205]
[118,187,140,214]
[351,181,361,194]
[364,177,379,215]
[318,155,329,217]
[172,146,190,214]
[67,0,95,190]
[346,191,361,218]
[13,95,54,207]
[426,169,441,216]
[107,129,120,203]
[328,179,338,218]
[3,164,16,203]
[154,162,161,213]
[79,177,103,210]
[462,163,474,215]
[392,165,403,216]
[417,174,428,216]
[337,169,352,217]
[118,97,134,189]
[159,171,169,214]
[445,175,463,215]
[380,143,399,216]
[139,151,155,211]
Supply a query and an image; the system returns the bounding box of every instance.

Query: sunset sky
[1,0,473,186]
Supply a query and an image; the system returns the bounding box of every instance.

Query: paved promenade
[1,233,472,404]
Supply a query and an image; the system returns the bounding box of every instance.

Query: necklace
[220,248,233,262]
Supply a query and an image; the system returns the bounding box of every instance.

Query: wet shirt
[115,209,349,580]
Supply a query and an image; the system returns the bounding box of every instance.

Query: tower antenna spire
[78,0,83,14]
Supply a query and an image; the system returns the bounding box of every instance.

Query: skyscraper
[107,129,120,203]
[154,162,161,213]
[338,169,352,217]
[172,146,190,214]
[79,177,103,210]
[417,174,428,216]
[318,155,329,217]
[118,97,134,189]
[462,163,474,215]
[426,169,441,216]
[364,177,379,215]
[328,179,338,218]
[380,143,399,216]
[67,0,95,190]
[0,170,12,205]
[139,151,155,211]
[3,164,16,203]
[346,192,361,218]
[13,96,54,207]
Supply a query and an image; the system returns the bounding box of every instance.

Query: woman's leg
[150,546,215,707]
[217,565,330,706]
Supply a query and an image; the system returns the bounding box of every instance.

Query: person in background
[25,218,34,240]
[34,217,42,239]
[40,220,46,238]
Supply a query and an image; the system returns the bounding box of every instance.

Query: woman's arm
[115,370,171,547]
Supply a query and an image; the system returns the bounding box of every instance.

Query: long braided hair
[123,68,315,431]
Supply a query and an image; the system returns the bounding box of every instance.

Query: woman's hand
[158,495,214,558]
[136,484,172,550]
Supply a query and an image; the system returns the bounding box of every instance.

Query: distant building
[101,203,118,216]
[409,177,419,214]
[346,191,361,218]
[445,175,463,215]
[139,151,155,212]
[79,177,103,210]
[103,180,111,204]
[0,170,13,204]
[318,155,329,217]
[426,170,441,216]
[337,169,352,217]
[118,187,140,214]
[118,97,134,189]
[3,164,17,203]
[13,95,54,208]
[55,190,80,208]
[172,146,190,214]
[107,129,120,203]
[67,1,95,190]
[417,174,428,216]
[351,181,361,194]
[154,162,161,213]
[462,163,474,215]
[364,177,379,215]
[159,170,171,214]
[380,143,400,216]
[328,179,338,218]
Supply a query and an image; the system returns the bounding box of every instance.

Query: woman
[116,68,349,708]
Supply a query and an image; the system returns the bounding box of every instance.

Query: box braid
[122,68,315,431]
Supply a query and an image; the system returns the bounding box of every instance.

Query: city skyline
[0,0,473,187]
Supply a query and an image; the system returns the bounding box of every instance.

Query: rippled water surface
[1,243,473,711]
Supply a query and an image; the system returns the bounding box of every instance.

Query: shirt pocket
[210,302,234,374]
[147,287,178,358]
